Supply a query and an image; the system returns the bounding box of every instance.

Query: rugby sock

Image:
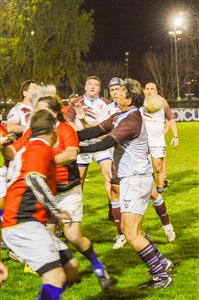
[111,201,122,235]
[145,235,167,265]
[152,195,170,226]
[62,281,72,291]
[80,243,104,271]
[138,244,168,279]
[37,284,63,300]
[108,202,114,220]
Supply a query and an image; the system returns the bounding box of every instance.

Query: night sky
[83,0,194,61]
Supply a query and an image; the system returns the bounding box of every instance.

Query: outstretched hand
[170,137,179,148]
[56,210,72,224]
[74,102,85,120]
[0,262,8,283]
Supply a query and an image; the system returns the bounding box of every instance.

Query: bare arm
[1,145,16,161]
[169,119,179,148]
[164,119,170,134]
[0,262,8,284]
[54,147,78,165]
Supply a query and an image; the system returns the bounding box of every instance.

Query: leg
[56,186,112,289]
[64,221,112,289]
[152,157,164,193]
[78,165,89,189]
[119,175,172,287]
[111,182,122,234]
[98,159,114,220]
[121,212,171,286]
[150,185,176,242]
[121,213,148,251]
[162,157,170,188]
[2,222,77,300]
[110,181,127,249]
[62,257,79,283]
[98,159,112,199]
[38,267,66,300]
[41,267,66,287]
[64,222,104,271]
[64,222,91,252]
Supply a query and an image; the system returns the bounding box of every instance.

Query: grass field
[1,122,199,300]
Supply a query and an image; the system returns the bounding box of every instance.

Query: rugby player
[2,110,79,299]
[77,79,173,289]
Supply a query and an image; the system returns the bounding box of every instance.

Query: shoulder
[70,96,84,105]
[164,102,174,120]
[58,121,76,133]
[100,96,110,104]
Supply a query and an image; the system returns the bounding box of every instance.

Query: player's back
[3,138,55,228]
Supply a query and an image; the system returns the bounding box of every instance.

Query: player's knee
[150,186,159,200]
[111,184,119,195]
[64,258,79,282]
[154,164,163,174]
[65,228,82,246]
[122,226,138,245]
[42,267,67,286]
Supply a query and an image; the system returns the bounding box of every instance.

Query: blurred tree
[143,41,198,101]
[0,0,94,99]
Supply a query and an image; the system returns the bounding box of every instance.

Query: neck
[36,134,54,146]
[23,98,32,107]
[120,104,136,112]
[85,94,98,100]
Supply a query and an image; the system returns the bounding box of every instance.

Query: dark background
[83,0,196,61]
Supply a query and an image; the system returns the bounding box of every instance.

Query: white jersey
[141,107,166,147]
[140,101,174,147]
[7,103,33,127]
[102,102,120,121]
[74,96,108,146]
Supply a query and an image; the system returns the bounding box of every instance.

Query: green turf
[1,122,199,299]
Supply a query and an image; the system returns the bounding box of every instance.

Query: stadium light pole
[168,13,185,101]
[30,30,35,78]
[124,51,129,77]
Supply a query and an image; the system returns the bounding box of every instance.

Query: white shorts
[120,175,153,215]
[55,185,83,222]
[149,146,166,159]
[77,150,112,166]
[0,166,7,198]
[2,222,73,275]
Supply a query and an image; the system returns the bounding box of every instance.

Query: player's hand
[74,103,85,120]
[0,134,16,147]
[56,210,72,223]
[0,262,8,284]
[170,137,179,148]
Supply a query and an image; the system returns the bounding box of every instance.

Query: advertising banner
[173,108,199,122]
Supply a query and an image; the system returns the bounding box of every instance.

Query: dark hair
[123,79,144,107]
[37,96,65,121]
[20,80,38,99]
[30,110,56,137]
[86,75,101,84]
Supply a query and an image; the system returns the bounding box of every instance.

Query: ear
[127,97,132,106]
[23,90,28,98]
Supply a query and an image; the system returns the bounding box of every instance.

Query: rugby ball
[144,94,166,113]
